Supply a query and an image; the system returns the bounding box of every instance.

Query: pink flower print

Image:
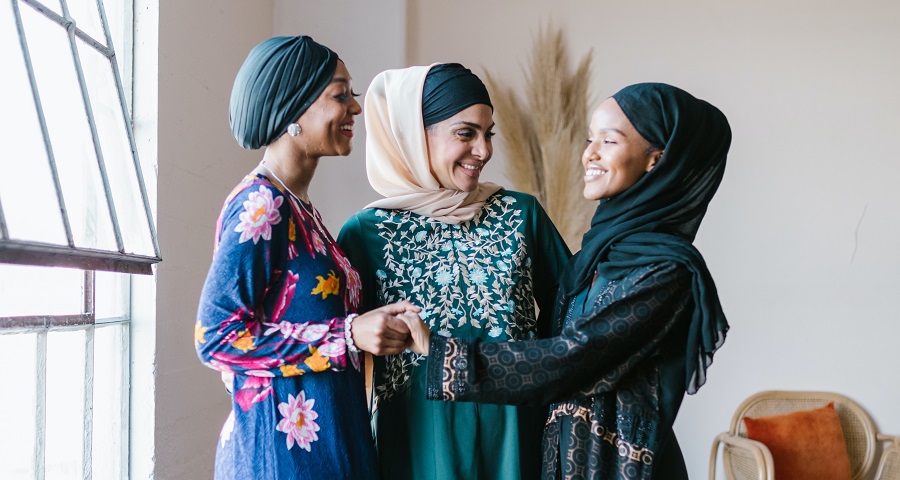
[293,323,329,343]
[263,320,295,338]
[271,271,299,323]
[234,384,273,412]
[235,376,273,412]
[317,336,346,358]
[205,359,234,373]
[243,376,271,389]
[331,249,361,309]
[262,320,329,344]
[234,187,283,244]
[276,391,320,452]
[220,308,247,329]
[311,230,327,256]
[211,351,281,371]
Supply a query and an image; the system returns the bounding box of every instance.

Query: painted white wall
[273,0,408,234]
[150,1,274,478]
[149,0,900,478]
[406,1,900,479]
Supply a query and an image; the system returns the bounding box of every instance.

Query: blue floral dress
[338,190,571,480]
[196,173,378,479]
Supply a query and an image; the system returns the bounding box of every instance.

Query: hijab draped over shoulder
[563,82,732,394]
[229,35,337,150]
[364,63,501,224]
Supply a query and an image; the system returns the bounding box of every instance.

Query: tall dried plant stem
[485,24,595,251]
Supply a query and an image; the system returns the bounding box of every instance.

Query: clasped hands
[219,302,431,392]
[350,300,431,356]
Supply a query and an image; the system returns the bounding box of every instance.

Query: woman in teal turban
[400,82,732,479]
[196,35,419,480]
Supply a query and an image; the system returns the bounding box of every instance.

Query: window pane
[20,4,117,252]
[103,0,127,83]
[45,328,86,479]
[78,38,155,256]
[0,333,38,480]
[95,270,128,320]
[0,1,67,245]
[40,0,64,16]
[64,0,105,45]
[0,264,84,317]
[92,323,126,479]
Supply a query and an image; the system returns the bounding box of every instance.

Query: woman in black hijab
[400,82,731,479]
[196,35,418,480]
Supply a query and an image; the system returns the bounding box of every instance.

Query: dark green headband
[229,35,338,149]
[421,63,492,127]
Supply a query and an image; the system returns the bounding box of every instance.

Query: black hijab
[562,82,731,394]
[421,63,492,127]
[229,35,338,149]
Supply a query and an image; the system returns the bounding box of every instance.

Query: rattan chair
[709,391,897,480]
[875,436,900,480]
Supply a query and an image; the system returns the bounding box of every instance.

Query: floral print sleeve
[196,179,357,378]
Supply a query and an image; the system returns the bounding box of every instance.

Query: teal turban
[229,35,338,149]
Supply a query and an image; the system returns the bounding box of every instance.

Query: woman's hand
[397,312,431,355]
[351,301,421,355]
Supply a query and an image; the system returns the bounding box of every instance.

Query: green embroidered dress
[338,190,570,480]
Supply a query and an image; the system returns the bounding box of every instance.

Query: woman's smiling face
[294,60,361,157]
[582,98,662,201]
[425,104,495,192]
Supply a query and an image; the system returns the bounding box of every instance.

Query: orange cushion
[743,402,853,480]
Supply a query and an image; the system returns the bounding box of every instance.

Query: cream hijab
[364,65,501,224]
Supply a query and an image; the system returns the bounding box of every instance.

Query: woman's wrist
[344,313,360,353]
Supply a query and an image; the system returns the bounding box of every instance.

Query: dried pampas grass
[485,24,595,251]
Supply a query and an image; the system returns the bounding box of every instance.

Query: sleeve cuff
[425,336,471,401]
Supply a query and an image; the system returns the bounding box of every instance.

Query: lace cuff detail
[426,336,472,401]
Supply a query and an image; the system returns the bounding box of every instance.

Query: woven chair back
[723,391,877,480]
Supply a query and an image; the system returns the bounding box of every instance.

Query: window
[0,0,156,479]
[0,0,158,273]
[0,266,130,479]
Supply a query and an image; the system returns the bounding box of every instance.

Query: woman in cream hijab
[338,64,570,480]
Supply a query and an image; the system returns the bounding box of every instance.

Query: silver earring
[287,123,301,137]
